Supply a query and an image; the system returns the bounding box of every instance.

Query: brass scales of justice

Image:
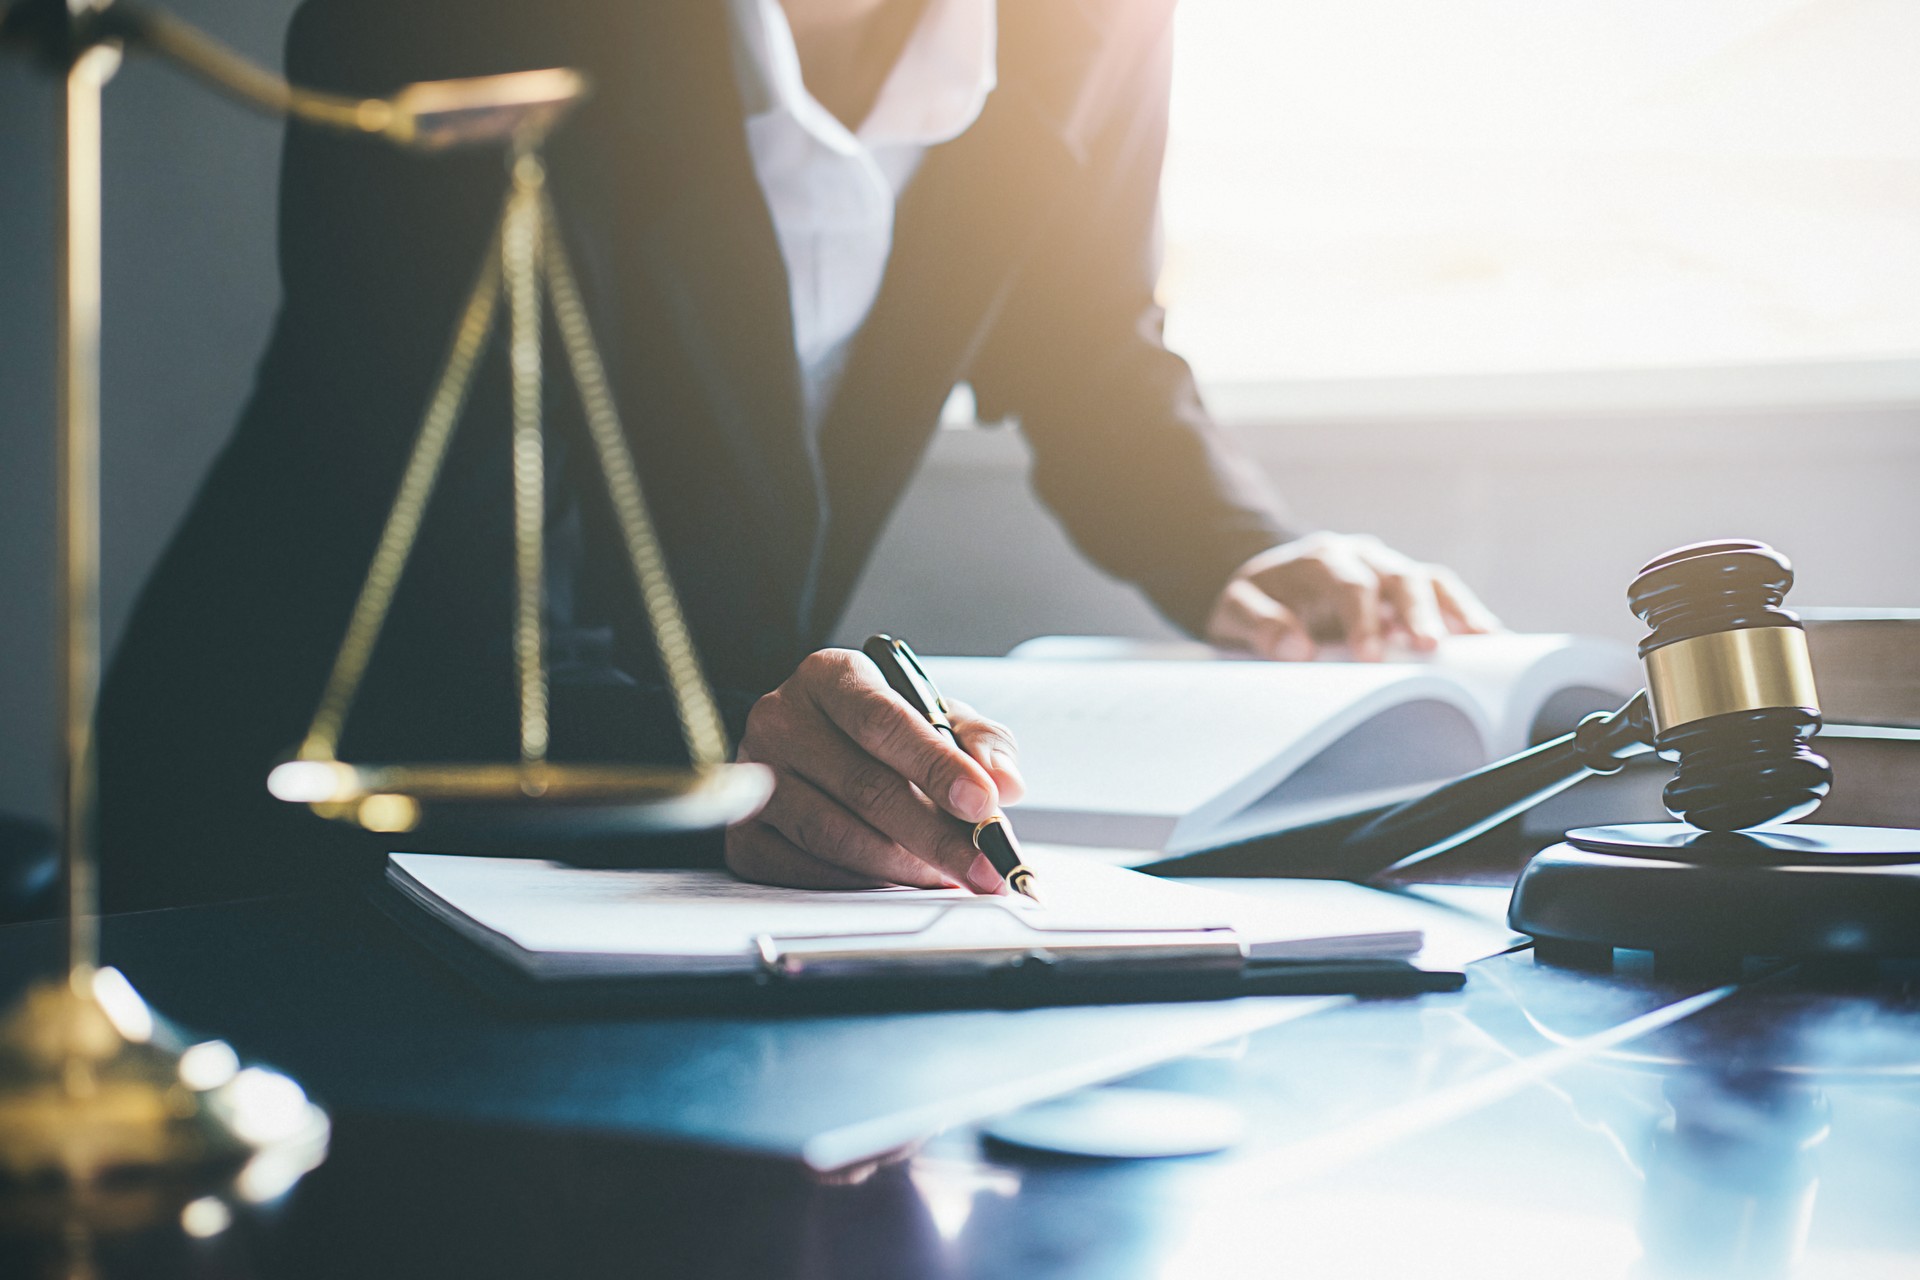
[0,0,770,1231]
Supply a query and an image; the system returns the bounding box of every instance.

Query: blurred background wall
[2,0,1916,826]
[832,399,1920,657]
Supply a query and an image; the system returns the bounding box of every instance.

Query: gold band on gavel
[1643,626,1820,734]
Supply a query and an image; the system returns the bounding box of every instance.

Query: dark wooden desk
[3,884,1916,1280]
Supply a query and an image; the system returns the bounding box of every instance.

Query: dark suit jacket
[97,0,1295,911]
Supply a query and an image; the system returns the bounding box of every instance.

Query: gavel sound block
[1508,541,1920,965]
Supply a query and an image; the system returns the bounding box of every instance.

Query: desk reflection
[5,955,1916,1280]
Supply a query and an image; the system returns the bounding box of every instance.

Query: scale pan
[267,759,773,840]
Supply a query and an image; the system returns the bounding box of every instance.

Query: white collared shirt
[729,0,997,429]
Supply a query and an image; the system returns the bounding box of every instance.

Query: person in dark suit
[98,0,1497,910]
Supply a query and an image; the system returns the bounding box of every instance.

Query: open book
[923,634,1640,858]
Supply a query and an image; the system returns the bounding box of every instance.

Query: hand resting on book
[1207,532,1503,663]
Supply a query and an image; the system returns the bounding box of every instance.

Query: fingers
[1217,534,1500,661]
[754,770,960,888]
[1322,552,1386,662]
[1265,535,1389,660]
[1432,568,1505,635]
[733,649,1010,892]
[1205,577,1315,661]
[949,701,1025,804]
[725,821,892,891]
[800,651,1001,825]
[1370,558,1447,653]
[772,715,987,886]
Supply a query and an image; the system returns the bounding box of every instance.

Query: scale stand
[0,0,768,1240]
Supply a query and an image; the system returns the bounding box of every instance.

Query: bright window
[1158,0,1920,386]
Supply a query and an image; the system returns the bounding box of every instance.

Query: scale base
[1510,823,1920,966]
[0,968,329,1235]
[267,758,774,842]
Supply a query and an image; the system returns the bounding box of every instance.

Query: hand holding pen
[860,635,1044,903]
[722,641,1028,896]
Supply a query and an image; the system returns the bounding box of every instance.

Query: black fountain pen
[862,634,1044,904]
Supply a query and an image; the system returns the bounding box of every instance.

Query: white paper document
[386,845,1421,980]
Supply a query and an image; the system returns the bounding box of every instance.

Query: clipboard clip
[755,905,1247,981]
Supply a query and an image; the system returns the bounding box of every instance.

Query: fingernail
[988,750,1024,785]
[965,853,1005,895]
[949,778,994,822]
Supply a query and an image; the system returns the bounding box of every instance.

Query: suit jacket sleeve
[966,19,1298,637]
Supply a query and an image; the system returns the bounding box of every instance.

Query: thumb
[1209,577,1315,661]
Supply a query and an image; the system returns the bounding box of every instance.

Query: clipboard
[372,883,1463,1016]
[756,904,1248,978]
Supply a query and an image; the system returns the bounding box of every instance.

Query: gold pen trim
[972,816,1044,904]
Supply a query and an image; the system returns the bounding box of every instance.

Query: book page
[923,656,1489,851]
[1405,634,1638,752]
[947,634,1637,852]
[1007,632,1637,745]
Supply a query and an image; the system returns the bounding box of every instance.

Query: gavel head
[1628,540,1832,832]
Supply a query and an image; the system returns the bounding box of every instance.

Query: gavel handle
[1334,690,1657,881]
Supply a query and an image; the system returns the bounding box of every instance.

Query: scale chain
[294,155,729,775]
[298,231,504,761]
[540,190,730,768]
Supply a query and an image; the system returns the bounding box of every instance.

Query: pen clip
[886,638,947,712]
[868,634,953,730]
[755,907,1247,980]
